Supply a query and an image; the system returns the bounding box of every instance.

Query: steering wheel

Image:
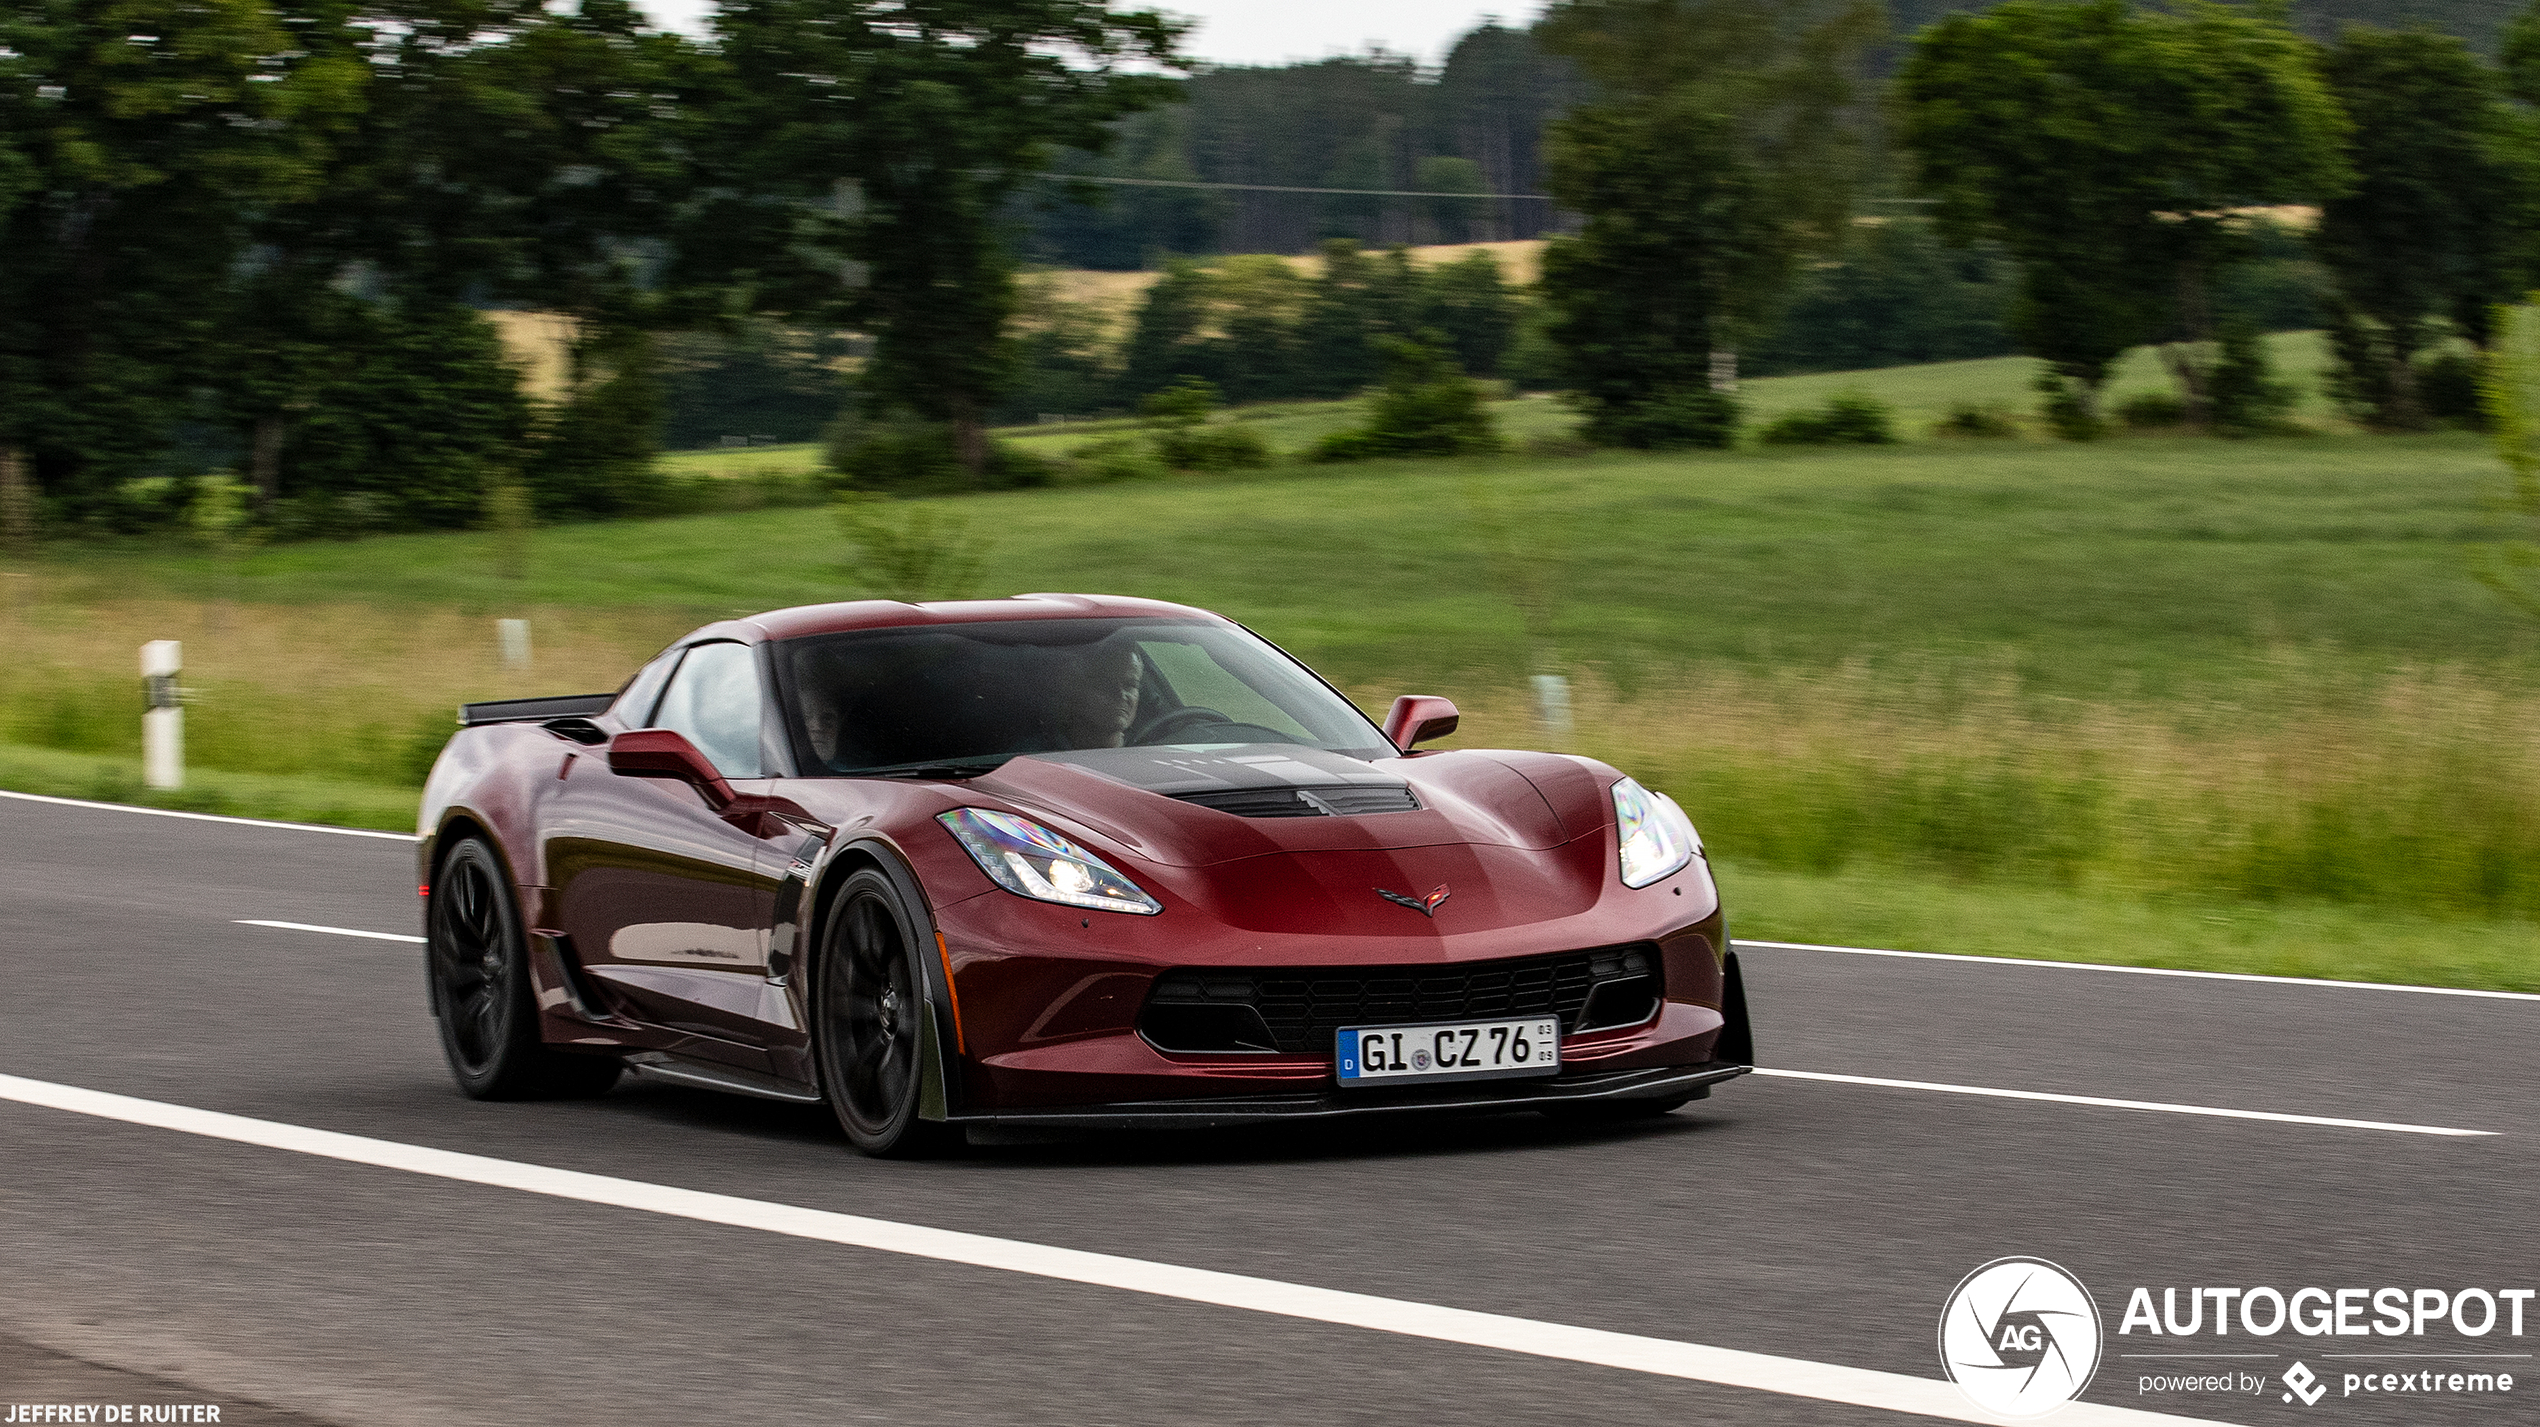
[1129,705,1233,744]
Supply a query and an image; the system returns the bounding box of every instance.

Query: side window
[612,647,682,728]
[652,642,765,778]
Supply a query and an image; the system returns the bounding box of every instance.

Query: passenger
[801,692,847,766]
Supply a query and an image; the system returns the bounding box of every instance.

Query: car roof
[695,593,1228,646]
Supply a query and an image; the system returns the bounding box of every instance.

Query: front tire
[813,869,964,1157]
[427,836,621,1100]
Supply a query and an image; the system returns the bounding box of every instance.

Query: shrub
[1582,383,1740,449]
[2115,391,2190,429]
[1311,338,1505,463]
[2209,320,2299,438]
[2035,373,2105,441]
[825,412,1052,493]
[1158,423,1272,471]
[1139,377,1273,472]
[1064,437,1168,485]
[2418,346,2485,429]
[835,492,991,600]
[1759,391,1897,446]
[1932,402,2019,439]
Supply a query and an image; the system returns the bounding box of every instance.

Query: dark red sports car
[418,594,1751,1155]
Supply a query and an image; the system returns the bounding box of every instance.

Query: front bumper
[944,1060,1752,1131]
[941,948,1756,1130]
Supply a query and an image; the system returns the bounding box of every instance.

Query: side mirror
[1383,695,1461,751]
[607,728,735,810]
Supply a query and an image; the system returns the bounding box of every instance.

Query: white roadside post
[497,618,531,670]
[141,640,183,790]
[1531,672,1574,737]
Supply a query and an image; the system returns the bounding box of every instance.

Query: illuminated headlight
[1613,777,1701,888]
[939,808,1162,915]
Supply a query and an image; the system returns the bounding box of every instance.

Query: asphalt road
[2,791,2533,1427]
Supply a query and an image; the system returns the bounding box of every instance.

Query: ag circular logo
[1938,1257,2104,1418]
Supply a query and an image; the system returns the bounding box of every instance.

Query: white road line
[1732,939,2540,1004]
[0,788,417,841]
[236,919,425,945]
[1753,1069,2495,1137]
[0,1072,2217,1427]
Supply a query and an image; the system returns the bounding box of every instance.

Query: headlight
[938,808,1162,915]
[1613,777,1700,888]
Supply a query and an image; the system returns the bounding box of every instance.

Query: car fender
[800,830,966,1122]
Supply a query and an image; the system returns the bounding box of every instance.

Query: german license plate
[1335,1017,1561,1086]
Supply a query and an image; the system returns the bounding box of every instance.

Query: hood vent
[1172,784,1421,819]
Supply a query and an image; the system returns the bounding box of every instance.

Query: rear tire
[813,870,965,1158]
[427,836,621,1101]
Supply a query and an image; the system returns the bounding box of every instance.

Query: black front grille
[1171,784,1421,818]
[1141,944,1663,1055]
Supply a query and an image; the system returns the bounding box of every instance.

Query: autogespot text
[2119,1285,2534,1338]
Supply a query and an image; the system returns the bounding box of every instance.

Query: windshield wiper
[846,757,1012,780]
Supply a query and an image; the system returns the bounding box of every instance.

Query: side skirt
[625,1052,824,1105]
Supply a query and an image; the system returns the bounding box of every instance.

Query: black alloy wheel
[815,869,963,1157]
[427,836,621,1100]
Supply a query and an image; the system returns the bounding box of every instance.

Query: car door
[545,640,796,1067]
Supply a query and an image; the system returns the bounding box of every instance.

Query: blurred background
[5,0,2540,991]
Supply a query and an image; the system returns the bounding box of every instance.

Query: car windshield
[771,617,1394,775]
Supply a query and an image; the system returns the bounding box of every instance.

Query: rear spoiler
[458,693,616,728]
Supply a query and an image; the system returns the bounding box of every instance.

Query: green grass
[658,443,827,477]
[0,741,421,833]
[1723,859,2540,994]
[42,427,2525,700]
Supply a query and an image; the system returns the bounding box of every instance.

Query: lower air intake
[1139,944,1663,1056]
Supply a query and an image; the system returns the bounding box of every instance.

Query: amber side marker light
[935,930,966,1054]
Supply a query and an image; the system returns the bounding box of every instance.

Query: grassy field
[57,429,2523,696]
[10,337,2535,988]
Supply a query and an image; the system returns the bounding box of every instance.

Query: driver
[1047,640,1143,751]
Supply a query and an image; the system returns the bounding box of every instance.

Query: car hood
[962,744,1576,869]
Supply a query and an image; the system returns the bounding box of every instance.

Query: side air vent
[1172,785,1421,818]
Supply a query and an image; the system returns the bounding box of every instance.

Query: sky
[631,2,1542,67]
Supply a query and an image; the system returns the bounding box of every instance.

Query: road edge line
[1753,1069,2495,1137]
[1733,939,2540,1004]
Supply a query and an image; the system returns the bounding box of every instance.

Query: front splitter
[946,1062,1752,1131]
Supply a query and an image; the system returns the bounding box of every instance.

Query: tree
[709,0,1183,480]
[1295,241,1419,398]
[1901,0,2348,430]
[0,0,313,519]
[1743,218,2017,376]
[1418,250,1521,379]
[1535,0,1883,448]
[2316,26,2528,430]
[188,0,700,524]
[1116,260,1216,400]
